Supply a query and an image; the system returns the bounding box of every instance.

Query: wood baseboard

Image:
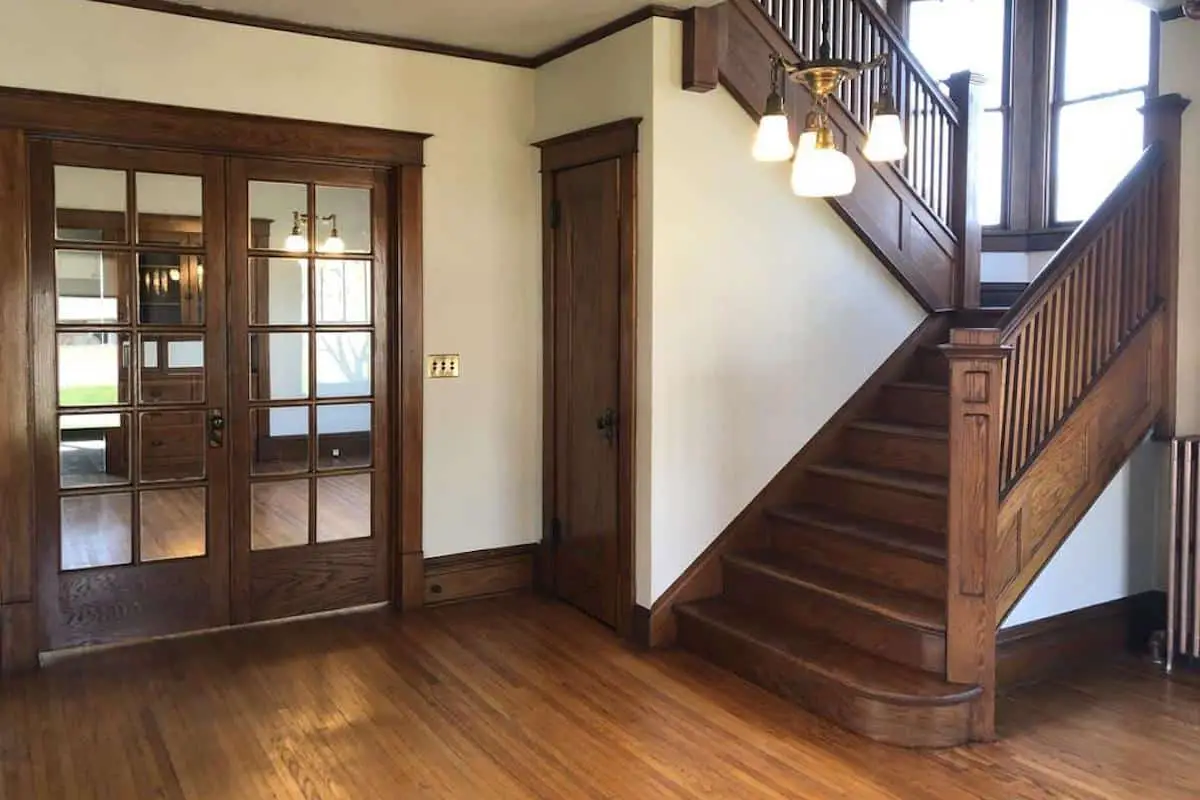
[997,591,1165,688]
[423,545,536,607]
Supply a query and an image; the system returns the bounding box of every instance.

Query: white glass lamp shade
[791,142,857,198]
[752,113,794,162]
[284,231,307,253]
[320,233,346,254]
[863,112,908,163]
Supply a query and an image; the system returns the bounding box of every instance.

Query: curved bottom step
[676,599,981,748]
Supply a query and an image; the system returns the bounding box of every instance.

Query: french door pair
[34,141,391,650]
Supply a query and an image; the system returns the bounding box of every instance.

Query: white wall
[980,250,1055,283]
[2,0,542,559]
[1004,439,1165,627]
[644,21,922,603]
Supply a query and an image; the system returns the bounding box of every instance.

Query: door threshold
[39,602,391,666]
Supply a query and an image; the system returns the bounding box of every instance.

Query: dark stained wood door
[32,141,231,649]
[550,159,622,627]
[226,158,391,623]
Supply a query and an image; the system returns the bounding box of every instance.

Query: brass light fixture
[284,210,346,254]
[752,0,907,198]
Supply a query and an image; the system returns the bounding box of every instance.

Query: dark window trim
[982,226,1075,252]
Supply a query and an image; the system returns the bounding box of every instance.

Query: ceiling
[157,0,700,60]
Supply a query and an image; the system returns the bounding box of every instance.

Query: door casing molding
[0,87,427,671]
[534,118,639,638]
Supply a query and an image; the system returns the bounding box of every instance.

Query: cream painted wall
[644,20,923,603]
[1,0,542,559]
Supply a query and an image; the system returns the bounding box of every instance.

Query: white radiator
[1168,438,1200,671]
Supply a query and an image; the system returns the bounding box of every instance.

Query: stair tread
[677,599,979,705]
[808,463,948,497]
[767,504,946,562]
[886,380,948,393]
[726,551,946,631]
[847,420,949,440]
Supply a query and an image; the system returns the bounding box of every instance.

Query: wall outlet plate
[426,354,461,378]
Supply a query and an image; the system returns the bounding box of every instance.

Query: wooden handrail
[752,0,960,226]
[998,144,1167,337]
[995,146,1167,489]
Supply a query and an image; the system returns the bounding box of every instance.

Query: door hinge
[550,517,563,547]
[549,199,562,230]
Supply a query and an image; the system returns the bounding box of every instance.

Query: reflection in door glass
[250,258,309,325]
[317,403,371,469]
[315,185,371,254]
[251,407,310,475]
[251,480,310,550]
[316,332,371,398]
[57,332,130,407]
[316,260,371,324]
[136,173,204,246]
[140,487,207,561]
[249,333,309,401]
[55,166,127,243]
[56,250,128,324]
[317,475,371,542]
[59,413,130,489]
[60,493,132,571]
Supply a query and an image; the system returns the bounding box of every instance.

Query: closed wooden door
[550,159,623,627]
[33,142,231,649]
[226,159,391,623]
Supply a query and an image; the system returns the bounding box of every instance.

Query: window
[1051,0,1153,223]
[908,0,1009,226]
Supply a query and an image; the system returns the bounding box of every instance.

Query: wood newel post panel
[1142,93,1190,438]
[941,328,1009,741]
[947,72,985,310]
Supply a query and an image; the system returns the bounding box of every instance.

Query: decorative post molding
[940,328,1010,741]
[682,4,725,93]
[947,71,985,310]
[1142,93,1190,438]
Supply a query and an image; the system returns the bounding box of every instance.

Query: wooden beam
[948,72,986,310]
[683,5,724,93]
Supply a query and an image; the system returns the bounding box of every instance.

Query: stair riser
[676,611,972,748]
[802,473,947,533]
[768,520,946,600]
[904,351,949,384]
[723,561,946,673]
[841,428,949,478]
[876,386,950,428]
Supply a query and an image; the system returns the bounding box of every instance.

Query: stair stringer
[993,308,1165,621]
[643,313,950,647]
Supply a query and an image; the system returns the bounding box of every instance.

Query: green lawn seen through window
[60,385,119,406]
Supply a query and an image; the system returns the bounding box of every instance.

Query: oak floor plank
[2,595,1200,800]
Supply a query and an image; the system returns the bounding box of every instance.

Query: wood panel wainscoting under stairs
[640,94,1189,747]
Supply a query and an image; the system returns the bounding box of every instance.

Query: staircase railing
[996,145,1167,490]
[755,0,957,226]
[688,0,983,311]
[938,93,1189,741]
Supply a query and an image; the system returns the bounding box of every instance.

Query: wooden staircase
[675,315,984,748]
[658,0,1190,741]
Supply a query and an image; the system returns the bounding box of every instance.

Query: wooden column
[941,328,1010,741]
[683,4,724,93]
[0,127,36,674]
[1142,93,1191,438]
[396,164,425,610]
[947,72,986,310]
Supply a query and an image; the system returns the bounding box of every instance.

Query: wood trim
[396,165,425,610]
[88,0,532,68]
[537,120,639,639]
[997,591,1165,688]
[646,313,951,647]
[533,119,641,173]
[88,0,688,70]
[423,544,536,606]
[941,328,1009,742]
[529,6,689,68]
[682,5,723,93]
[0,87,427,167]
[0,128,34,674]
[983,228,1075,253]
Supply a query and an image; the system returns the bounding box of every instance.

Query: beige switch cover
[427,354,461,378]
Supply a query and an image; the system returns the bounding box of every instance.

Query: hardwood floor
[2,594,1198,799]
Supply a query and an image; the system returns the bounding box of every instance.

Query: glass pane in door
[61,493,132,570]
[140,487,207,561]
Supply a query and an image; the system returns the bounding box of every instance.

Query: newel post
[947,72,985,310]
[1142,93,1190,438]
[940,328,1010,741]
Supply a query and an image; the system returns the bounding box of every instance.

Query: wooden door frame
[0,87,428,671]
[534,118,639,639]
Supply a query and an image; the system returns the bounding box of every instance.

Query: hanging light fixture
[283,210,346,253]
[753,0,906,198]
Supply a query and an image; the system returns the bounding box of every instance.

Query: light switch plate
[427,354,461,378]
